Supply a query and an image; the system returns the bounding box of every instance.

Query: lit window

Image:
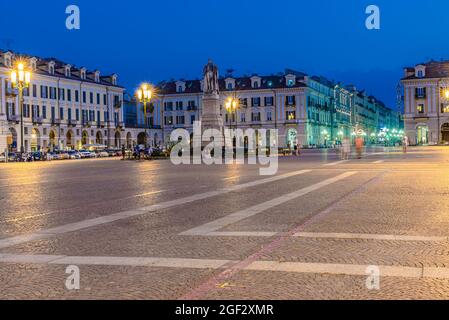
[417,104,424,113]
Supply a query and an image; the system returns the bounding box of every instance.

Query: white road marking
[180,172,357,236]
[0,169,312,249]
[372,160,384,164]
[2,253,449,279]
[192,231,448,242]
[294,232,447,242]
[323,160,348,166]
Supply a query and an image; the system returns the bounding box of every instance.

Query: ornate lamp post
[224,96,239,129]
[10,62,31,155]
[136,83,153,148]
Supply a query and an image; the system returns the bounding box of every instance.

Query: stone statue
[203,59,219,95]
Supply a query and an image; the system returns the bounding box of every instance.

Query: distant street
[1,146,449,299]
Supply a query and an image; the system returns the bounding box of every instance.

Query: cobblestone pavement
[1,146,449,299]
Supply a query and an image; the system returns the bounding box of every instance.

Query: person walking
[342,137,350,160]
[355,136,364,159]
[402,135,409,154]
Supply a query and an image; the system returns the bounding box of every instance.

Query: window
[241,113,246,122]
[267,111,272,121]
[253,81,259,89]
[417,70,424,78]
[190,115,195,124]
[239,98,248,107]
[177,86,183,93]
[188,100,196,110]
[164,102,173,111]
[103,94,107,105]
[42,106,47,119]
[286,111,296,120]
[417,104,424,113]
[287,79,295,87]
[76,109,80,121]
[165,116,173,125]
[442,104,449,113]
[32,84,37,98]
[83,91,86,103]
[59,88,65,101]
[264,97,274,106]
[60,107,64,120]
[90,92,94,104]
[176,115,185,125]
[67,89,72,102]
[176,101,183,110]
[251,97,261,107]
[50,87,57,100]
[40,86,48,99]
[251,112,261,122]
[97,93,100,105]
[75,90,79,102]
[227,83,233,90]
[286,96,296,105]
[416,87,426,98]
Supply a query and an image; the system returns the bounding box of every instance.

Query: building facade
[155,69,401,148]
[402,60,449,145]
[0,50,126,153]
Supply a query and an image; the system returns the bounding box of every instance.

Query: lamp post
[225,96,239,130]
[10,62,31,155]
[136,83,153,148]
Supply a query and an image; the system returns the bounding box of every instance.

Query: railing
[7,114,19,122]
[51,118,61,125]
[32,116,43,124]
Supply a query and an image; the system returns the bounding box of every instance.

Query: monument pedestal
[199,92,224,148]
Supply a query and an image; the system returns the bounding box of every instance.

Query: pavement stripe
[294,232,448,242]
[201,231,448,242]
[323,160,348,166]
[0,169,311,249]
[372,160,384,164]
[180,172,357,236]
[3,253,449,280]
[245,261,423,278]
[0,253,233,269]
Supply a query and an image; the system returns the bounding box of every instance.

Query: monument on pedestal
[200,59,223,132]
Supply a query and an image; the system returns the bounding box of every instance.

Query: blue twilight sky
[1,0,449,108]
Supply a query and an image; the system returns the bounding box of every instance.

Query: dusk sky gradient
[2,0,449,108]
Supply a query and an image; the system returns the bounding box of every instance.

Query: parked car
[31,152,43,161]
[97,151,109,158]
[79,150,95,158]
[8,152,19,162]
[67,150,81,159]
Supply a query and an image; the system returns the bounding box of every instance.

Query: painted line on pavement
[202,231,448,242]
[323,160,348,166]
[3,253,449,280]
[0,169,312,249]
[372,160,384,164]
[180,172,357,236]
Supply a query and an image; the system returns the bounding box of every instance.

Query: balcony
[51,118,61,126]
[116,121,124,128]
[32,116,43,124]
[285,118,299,124]
[68,119,78,127]
[7,114,19,123]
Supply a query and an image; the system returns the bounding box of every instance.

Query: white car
[98,151,109,158]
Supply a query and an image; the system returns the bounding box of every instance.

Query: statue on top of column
[203,59,219,95]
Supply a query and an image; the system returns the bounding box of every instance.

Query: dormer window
[175,81,186,93]
[285,74,296,87]
[251,76,261,89]
[80,68,86,80]
[48,61,55,75]
[4,52,13,67]
[225,78,235,90]
[30,58,37,71]
[111,74,118,86]
[94,71,100,83]
[65,65,72,77]
[415,65,426,78]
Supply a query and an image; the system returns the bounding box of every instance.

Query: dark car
[32,152,42,161]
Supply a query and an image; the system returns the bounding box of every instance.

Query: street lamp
[136,83,153,148]
[10,62,31,155]
[225,97,239,129]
